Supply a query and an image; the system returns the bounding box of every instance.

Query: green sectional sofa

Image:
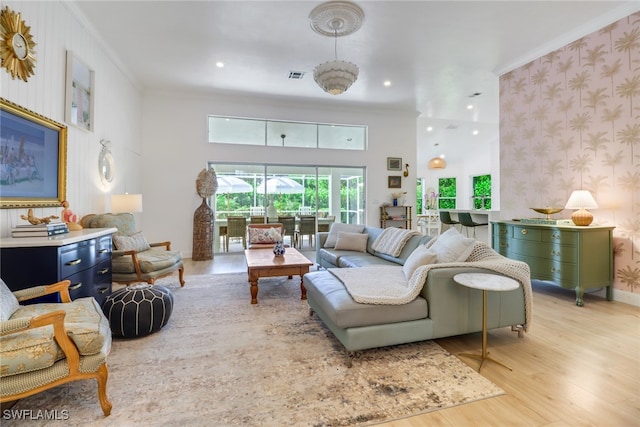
[304,226,531,366]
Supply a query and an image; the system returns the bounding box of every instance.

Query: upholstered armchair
[0,279,112,416]
[81,213,185,286]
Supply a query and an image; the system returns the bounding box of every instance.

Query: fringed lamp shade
[565,190,598,226]
[428,157,447,169]
[313,60,359,95]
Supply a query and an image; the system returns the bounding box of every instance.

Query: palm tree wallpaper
[499,12,640,296]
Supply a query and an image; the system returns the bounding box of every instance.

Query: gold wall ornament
[0,6,37,82]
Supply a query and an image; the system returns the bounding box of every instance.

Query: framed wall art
[65,51,94,131]
[0,98,67,208]
[387,157,402,171]
[388,176,402,188]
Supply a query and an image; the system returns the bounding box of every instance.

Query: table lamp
[111,193,143,214]
[565,190,597,226]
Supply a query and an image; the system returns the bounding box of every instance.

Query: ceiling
[72,0,639,165]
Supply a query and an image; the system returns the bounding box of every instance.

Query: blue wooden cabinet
[0,229,116,305]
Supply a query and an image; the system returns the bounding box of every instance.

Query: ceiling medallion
[310,1,363,95]
[0,6,36,82]
[309,1,364,37]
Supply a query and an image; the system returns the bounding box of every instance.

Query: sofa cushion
[402,245,437,280]
[304,271,428,328]
[338,253,398,268]
[374,234,430,266]
[248,226,281,244]
[429,228,476,263]
[324,223,365,248]
[334,231,368,252]
[113,248,182,273]
[113,231,151,252]
[2,298,110,377]
[0,279,19,322]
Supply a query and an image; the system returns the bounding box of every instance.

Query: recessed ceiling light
[216,62,224,68]
[383,80,391,87]
[467,104,474,110]
[472,130,479,135]
[426,126,433,132]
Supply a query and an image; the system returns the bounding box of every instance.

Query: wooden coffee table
[244,248,313,304]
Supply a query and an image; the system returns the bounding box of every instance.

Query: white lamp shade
[565,190,598,209]
[111,194,143,213]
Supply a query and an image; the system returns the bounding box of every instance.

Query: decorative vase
[192,198,214,261]
[273,241,286,257]
[393,198,398,206]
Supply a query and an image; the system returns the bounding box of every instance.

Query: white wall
[141,91,417,257]
[0,1,143,235]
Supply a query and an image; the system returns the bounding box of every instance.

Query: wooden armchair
[0,279,112,416]
[81,213,185,286]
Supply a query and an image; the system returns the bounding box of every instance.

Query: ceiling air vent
[288,71,306,80]
[445,124,459,130]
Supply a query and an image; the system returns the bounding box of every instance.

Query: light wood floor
[185,255,640,427]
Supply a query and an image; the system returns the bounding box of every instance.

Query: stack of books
[11,222,70,238]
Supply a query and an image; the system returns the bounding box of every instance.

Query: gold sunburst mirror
[0,6,36,82]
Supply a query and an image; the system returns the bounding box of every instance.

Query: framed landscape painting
[388,176,402,188]
[0,98,67,208]
[387,157,401,171]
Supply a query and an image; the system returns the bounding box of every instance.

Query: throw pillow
[334,231,369,252]
[323,223,365,248]
[248,227,281,244]
[429,227,476,263]
[402,245,437,280]
[113,231,151,252]
[0,279,20,321]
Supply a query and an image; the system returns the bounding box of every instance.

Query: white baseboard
[588,287,639,307]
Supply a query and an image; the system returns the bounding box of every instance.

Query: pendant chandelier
[309,1,364,95]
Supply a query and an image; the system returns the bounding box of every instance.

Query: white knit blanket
[371,227,420,257]
[328,242,532,331]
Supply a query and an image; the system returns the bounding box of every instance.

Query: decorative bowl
[530,207,564,219]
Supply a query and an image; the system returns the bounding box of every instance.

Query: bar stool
[439,211,460,233]
[458,212,488,238]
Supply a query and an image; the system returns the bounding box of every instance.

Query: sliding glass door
[208,163,365,253]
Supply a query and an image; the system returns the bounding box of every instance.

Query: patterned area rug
[5,273,504,426]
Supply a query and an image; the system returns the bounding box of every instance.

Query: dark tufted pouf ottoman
[102,284,174,338]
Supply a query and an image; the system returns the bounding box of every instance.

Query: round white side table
[453,273,520,372]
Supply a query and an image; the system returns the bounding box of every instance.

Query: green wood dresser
[491,221,614,306]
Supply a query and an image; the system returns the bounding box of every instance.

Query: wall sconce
[403,163,409,177]
[565,190,598,226]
